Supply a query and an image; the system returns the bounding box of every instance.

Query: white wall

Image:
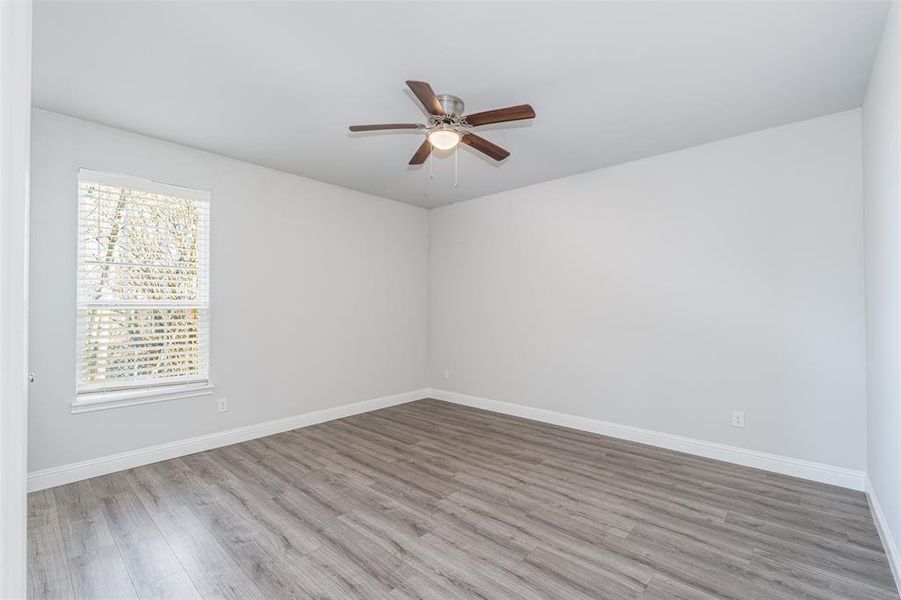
[29,109,429,472]
[430,110,867,471]
[863,0,901,569]
[28,103,874,482]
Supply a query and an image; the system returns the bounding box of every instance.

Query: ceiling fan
[349,80,536,165]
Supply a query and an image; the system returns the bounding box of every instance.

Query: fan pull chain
[453,146,458,188]
[428,151,434,179]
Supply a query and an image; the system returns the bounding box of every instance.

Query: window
[75,169,211,410]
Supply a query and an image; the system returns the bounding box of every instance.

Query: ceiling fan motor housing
[437,94,465,116]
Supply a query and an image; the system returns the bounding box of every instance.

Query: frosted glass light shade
[427,129,461,150]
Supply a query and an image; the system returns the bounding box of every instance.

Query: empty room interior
[3,0,901,598]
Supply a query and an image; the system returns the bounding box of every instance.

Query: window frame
[72,169,213,413]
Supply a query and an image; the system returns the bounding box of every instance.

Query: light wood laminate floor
[28,399,899,599]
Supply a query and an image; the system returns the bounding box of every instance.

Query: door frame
[0,0,32,597]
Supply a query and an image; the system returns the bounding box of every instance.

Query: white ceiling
[33,1,889,208]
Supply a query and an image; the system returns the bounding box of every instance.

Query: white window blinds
[76,170,210,398]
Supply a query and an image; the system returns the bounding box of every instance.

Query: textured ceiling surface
[33,1,889,207]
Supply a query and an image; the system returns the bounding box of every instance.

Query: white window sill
[72,382,214,414]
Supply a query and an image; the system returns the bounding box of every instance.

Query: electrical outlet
[217,398,228,413]
[732,410,744,428]
[443,368,451,380]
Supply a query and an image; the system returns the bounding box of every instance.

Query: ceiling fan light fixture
[427,128,461,150]
[348,80,534,164]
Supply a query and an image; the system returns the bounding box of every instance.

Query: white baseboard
[426,388,866,491]
[867,476,901,593]
[29,386,867,495]
[27,388,429,492]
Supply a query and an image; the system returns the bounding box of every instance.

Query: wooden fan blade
[465,104,535,127]
[409,139,432,165]
[406,80,445,115]
[349,123,422,132]
[461,133,510,161]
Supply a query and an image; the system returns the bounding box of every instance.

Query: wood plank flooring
[28,399,898,599]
